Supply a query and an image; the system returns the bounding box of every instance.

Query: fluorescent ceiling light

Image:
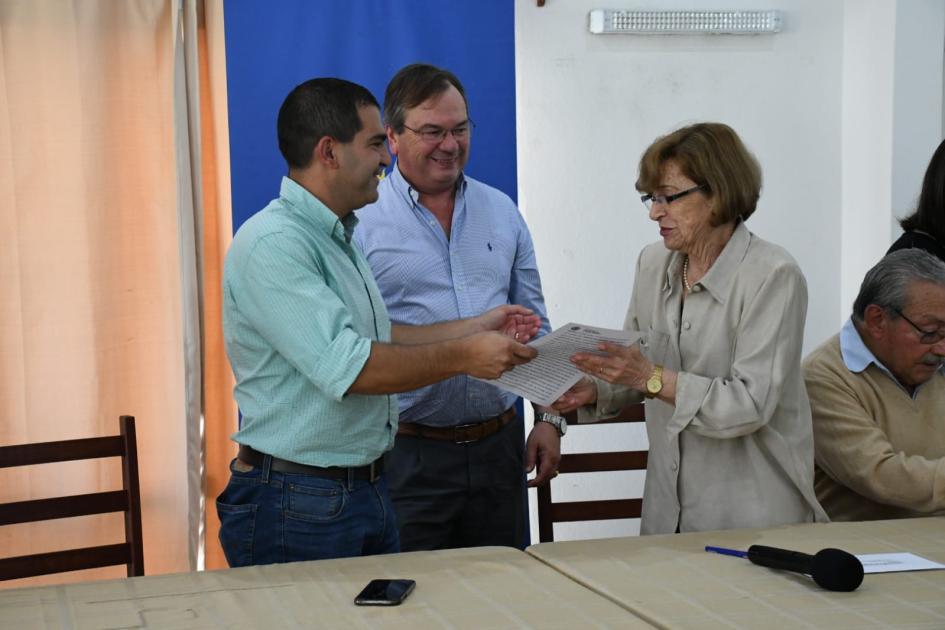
[589,9,783,35]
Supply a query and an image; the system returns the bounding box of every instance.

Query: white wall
[516,0,944,542]
[841,0,945,319]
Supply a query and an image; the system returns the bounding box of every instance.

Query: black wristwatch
[536,412,567,437]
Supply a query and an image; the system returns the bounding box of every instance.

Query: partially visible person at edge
[553,122,828,534]
[805,249,945,521]
[355,63,561,551]
[888,137,945,262]
[217,77,539,567]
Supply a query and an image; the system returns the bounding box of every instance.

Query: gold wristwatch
[645,365,664,398]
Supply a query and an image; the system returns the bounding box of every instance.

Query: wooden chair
[536,403,647,542]
[0,415,144,580]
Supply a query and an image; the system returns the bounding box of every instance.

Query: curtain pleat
[192,0,236,571]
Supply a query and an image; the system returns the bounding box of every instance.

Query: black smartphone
[353,578,416,606]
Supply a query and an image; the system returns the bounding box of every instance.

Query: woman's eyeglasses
[641,185,703,210]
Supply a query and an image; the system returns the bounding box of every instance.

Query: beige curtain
[0,0,235,586]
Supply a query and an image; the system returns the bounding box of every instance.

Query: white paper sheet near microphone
[477,323,642,407]
[856,553,945,574]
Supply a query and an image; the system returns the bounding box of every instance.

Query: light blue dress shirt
[354,165,550,426]
[223,177,395,466]
[839,317,939,400]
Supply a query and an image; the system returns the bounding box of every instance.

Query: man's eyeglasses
[402,120,475,144]
[641,185,703,210]
[892,308,945,345]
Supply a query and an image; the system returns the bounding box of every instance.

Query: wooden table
[527,517,945,629]
[0,546,647,629]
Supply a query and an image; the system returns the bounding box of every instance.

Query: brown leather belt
[237,444,383,482]
[396,407,518,444]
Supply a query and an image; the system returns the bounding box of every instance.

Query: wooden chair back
[536,404,647,542]
[0,415,144,580]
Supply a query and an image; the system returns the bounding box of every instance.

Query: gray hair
[852,248,945,321]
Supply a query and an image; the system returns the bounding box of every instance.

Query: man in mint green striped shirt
[216,78,538,567]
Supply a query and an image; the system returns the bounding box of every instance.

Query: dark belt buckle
[452,422,481,444]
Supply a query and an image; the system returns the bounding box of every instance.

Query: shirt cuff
[585,378,642,420]
[667,371,711,435]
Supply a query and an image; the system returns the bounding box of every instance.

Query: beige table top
[0,545,649,629]
[527,517,945,629]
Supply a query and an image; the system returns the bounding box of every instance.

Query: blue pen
[705,545,748,558]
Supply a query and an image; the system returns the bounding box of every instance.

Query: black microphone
[747,545,864,592]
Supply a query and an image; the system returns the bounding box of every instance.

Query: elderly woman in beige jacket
[555,123,827,534]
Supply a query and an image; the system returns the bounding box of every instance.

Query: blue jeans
[216,455,399,567]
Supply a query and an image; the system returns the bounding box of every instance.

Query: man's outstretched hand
[475,305,541,342]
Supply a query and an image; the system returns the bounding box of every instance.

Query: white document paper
[855,552,945,574]
[479,322,641,406]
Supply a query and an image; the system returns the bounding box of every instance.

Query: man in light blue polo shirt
[217,78,539,567]
[355,64,563,551]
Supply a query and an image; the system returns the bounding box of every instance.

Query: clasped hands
[461,305,541,380]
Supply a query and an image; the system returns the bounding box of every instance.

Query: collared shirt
[223,177,395,467]
[584,222,827,534]
[839,317,938,400]
[354,165,550,426]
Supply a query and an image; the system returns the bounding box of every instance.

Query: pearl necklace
[682,255,692,292]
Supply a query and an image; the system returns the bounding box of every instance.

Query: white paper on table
[477,322,641,406]
[855,552,945,574]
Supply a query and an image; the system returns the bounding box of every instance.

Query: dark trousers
[385,416,526,551]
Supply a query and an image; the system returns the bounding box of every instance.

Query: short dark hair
[852,248,945,321]
[384,63,468,133]
[899,138,945,242]
[636,122,762,226]
[277,78,380,169]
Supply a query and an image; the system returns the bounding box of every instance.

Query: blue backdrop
[223,0,517,231]
[222,1,529,544]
